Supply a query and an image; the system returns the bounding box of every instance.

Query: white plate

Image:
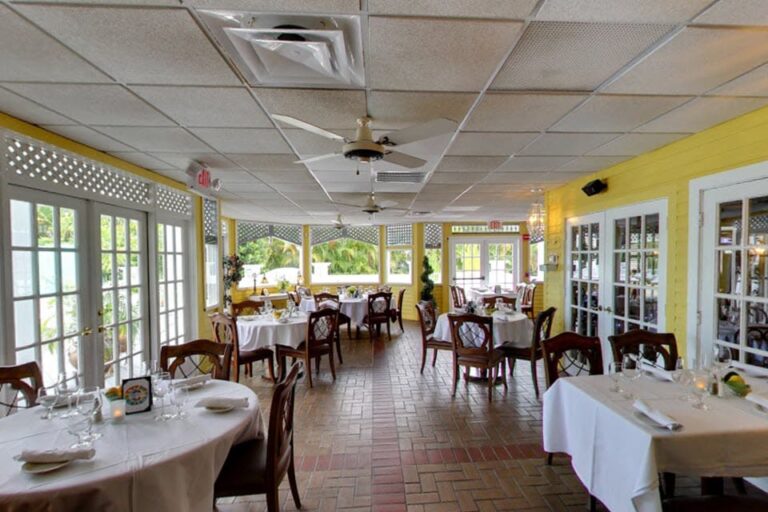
[22,460,70,474]
[238,315,257,322]
[205,405,234,414]
[179,381,205,391]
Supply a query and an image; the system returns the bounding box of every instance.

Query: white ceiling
[2,1,768,225]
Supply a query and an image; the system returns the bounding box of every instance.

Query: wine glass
[152,371,172,421]
[171,386,189,419]
[691,373,710,410]
[77,386,102,442]
[712,345,732,377]
[608,361,624,393]
[64,411,92,449]
[37,388,58,420]
[621,353,642,399]
[56,372,78,417]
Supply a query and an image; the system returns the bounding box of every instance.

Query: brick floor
[216,321,762,511]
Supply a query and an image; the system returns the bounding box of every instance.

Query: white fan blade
[378,118,458,146]
[272,114,346,141]
[294,153,343,164]
[381,151,427,169]
[381,206,410,212]
[378,200,399,208]
[330,200,364,209]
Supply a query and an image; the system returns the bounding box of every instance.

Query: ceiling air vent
[199,11,364,88]
[376,172,427,184]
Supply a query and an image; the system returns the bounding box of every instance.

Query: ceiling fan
[331,172,408,215]
[332,214,347,229]
[272,114,458,169]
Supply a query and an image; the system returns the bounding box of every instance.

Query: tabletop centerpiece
[222,254,245,309]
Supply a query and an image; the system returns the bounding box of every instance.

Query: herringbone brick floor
[216,321,759,512]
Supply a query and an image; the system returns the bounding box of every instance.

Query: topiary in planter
[420,255,435,305]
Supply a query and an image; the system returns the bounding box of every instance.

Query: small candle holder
[110,399,126,423]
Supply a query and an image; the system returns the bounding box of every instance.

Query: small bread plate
[22,460,70,474]
[205,405,234,414]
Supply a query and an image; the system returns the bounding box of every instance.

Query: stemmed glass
[671,358,693,401]
[712,345,732,378]
[171,386,189,419]
[621,353,642,399]
[152,371,172,421]
[608,361,624,393]
[77,386,102,442]
[37,388,58,420]
[56,372,79,417]
[691,373,710,410]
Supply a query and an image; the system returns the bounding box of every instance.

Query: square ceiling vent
[199,11,364,88]
[375,171,428,184]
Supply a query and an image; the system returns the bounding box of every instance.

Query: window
[529,241,545,282]
[311,225,379,284]
[236,222,302,286]
[158,222,186,347]
[424,223,443,284]
[203,198,219,308]
[386,225,412,284]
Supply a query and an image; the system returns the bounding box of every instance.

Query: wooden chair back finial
[541,332,603,388]
[160,339,233,381]
[306,308,338,350]
[608,329,678,371]
[0,362,44,417]
[231,300,264,317]
[448,314,494,357]
[267,362,301,486]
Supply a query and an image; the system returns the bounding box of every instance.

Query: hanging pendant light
[527,201,545,243]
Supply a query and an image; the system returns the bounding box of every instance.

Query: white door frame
[448,235,522,289]
[688,160,768,367]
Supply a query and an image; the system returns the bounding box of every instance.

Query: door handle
[80,327,93,336]
[604,306,613,313]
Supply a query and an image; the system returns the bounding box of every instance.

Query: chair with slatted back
[480,295,516,309]
[416,302,452,373]
[160,339,233,381]
[450,285,467,309]
[210,313,274,383]
[390,288,406,333]
[521,284,536,319]
[0,362,44,417]
[498,307,556,397]
[313,292,347,364]
[608,329,679,371]
[276,308,338,388]
[214,362,302,511]
[232,299,265,317]
[448,314,507,402]
[358,292,392,342]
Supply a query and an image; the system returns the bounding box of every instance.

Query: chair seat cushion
[498,342,538,359]
[338,312,351,324]
[278,342,332,357]
[214,438,268,498]
[426,337,451,349]
[457,349,505,366]
[239,348,274,362]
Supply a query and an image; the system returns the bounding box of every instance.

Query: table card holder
[122,376,153,415]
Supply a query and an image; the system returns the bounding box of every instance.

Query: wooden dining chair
[448,313,507,402]
[0,362,44,417]
[232,299,265,316]
[480,295,516,308]
[390,288,406,333]
[358,291,392,342]
[450,285,467,309]
[415,302,452,373]
[608,329,679,370]
[276,308,338,388]
[214,362,302,511]
[159,339,233,381]
[498,307,556,397]
[521,284,536,319]
[210,313,275,383]
[313,292,347,364]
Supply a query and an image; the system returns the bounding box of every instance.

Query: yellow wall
[544,103,768,354]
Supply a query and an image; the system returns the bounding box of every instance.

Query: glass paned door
[487,241,518,289]
[6,187,87,387]
[94,204,149,387]
[702,181,768,371]
[451,241,482,289]
[450,237,521,291]
[157,221,188,347]
[565,216,602,337]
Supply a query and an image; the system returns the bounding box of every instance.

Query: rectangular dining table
[543,373,768,512]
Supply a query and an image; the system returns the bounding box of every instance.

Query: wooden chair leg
[488,366,494,402]
[288,456,302,508]
[386,319,391,340]
[398,313,404,332]
[451,360,459,397]
[266,487,280,512]
[501,361,507,390]
[546,453,553,465]
[531,359,539,397]
[329,349,337,381]
[508,357,516,376]
[420,345,427,374]
[306,355,314,388]
[589,494,597,512]
[336,326,344,365]
[233,362,240,383]
[347,321,352,339]
[432,348,439,367]
[315,356,321,375]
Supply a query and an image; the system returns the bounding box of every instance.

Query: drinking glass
[621,354,642,399]
[77,386,102,441]
[608,361,624,393]
[712,345,732,377]
[56,372,78,417]
[152,371,172,421]
[691,373,710,410]
[65,412,92,449]
[171,386,189,419]
[37,388,58,420]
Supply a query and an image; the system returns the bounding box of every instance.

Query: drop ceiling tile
[606,27,768,95]
[368,0,537,18]
[225,154,299,170]
[42,125,133,152]
[430,171,490,184]
[109,152,177,170]
[0,87,74,125]
[466,93,587,132]
[251,170,314,183]
[369,17,524,92]
[313,170,367,183]
[496,156,573,172]
[519,132,618,156]
[493,22,671,91]
[181,0,359,12]
[557,156,628,173]
[190,128,292,154]
[484,171,575,184]
[149,152,237,170]
[587,132,688,156]
[435,156,508,172]
[3,84,172,126]
[694,0,768,26]
[636,96,768,132]
[551,95,691,132]
[710,63,768,97]
[282,129,355,156]
[223,181,272,192]
[214,170,259,182]
[536,0,711,23]
[0,6,110,83]
[97,127,212,152]
[15,6,239,85]
[131,86,271,128]
[447,132,538,156]
[153,169,189,182]
[255,89,366,130]
[367,91,475,130]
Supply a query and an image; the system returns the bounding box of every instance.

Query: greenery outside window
[311,225,379,284]
[386,224,412,284]
[203,198,218,308]
[237,222,302,286]
[424,223,443,284]
[529,241,545,282]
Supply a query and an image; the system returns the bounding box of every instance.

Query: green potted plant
[222,254,245,307]
[420,255,435,306]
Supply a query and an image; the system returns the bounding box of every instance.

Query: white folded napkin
[642,364,675,382]
[746,393,768,410]
[173,374,211,389]
[17,448,95,464]
[319,300,338,309]
[633,400,682,431]
[195,397,248,409]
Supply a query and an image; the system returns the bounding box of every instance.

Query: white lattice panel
[156,185,192,218]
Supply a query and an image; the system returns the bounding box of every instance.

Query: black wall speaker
[582,179,607,197]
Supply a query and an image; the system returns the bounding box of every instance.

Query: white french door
[700,179,768,371]
[450,236,521,290]
[155,219,191,348]
[565,200,667,363]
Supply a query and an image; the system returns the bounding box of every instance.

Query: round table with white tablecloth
[299,296,389,327]
[236,312,309,351]
[433,311,533,348]
[0,380,263,512]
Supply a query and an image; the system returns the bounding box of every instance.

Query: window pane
[101,215,113,250]
[62,252,78,292]
[37,204,55,248]
[719,200,741,246]
[387,249,412,284]
[115,217,127,251]
[311,239,379,284]
[12,250,34,297]
[425,248,442,285]
[39,296,59,341]
[11,200,33,247]
[62,294,79,336]
[38,251,57,295]
[14,299,35,348]
[60,208,76,248]
[645,214,659,249]
[717,249,741,295]
[240,237,302,284]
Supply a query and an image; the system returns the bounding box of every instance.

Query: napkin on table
[746,392,768,410]
[17,448,95,464]
[633,400,682,431]
[643,364,675,382]
[173,374,211,389]
[195,397,249,409]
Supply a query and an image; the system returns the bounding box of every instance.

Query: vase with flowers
[222,254,245,308]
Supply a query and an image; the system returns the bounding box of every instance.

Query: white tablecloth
[237,313,308,351]
[299,296,390,326]
[543,375,768,512]
[0,380,263,512]
[433,312,533,347]
[468,288,517,302]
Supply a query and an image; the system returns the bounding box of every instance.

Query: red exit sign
[487,220,502,230]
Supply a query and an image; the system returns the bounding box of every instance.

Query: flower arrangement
[276,276,290,292]
[223,254,245,306]
[346,286,357,297]
[105,386,122,401]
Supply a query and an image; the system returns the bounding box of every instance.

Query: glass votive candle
[110,399,126,423]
